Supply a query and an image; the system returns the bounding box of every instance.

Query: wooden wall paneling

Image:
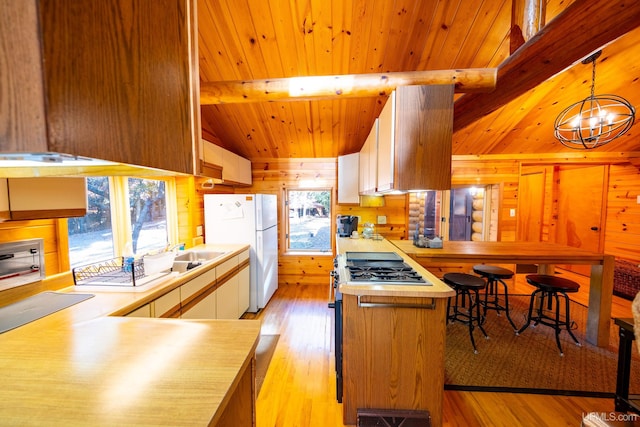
[176,176,200,248]
[451,156,520,185]
[439,0,496,68]
[500,181,518,241]
[55,219,70,273]
[278,256,334,286]
[0,219,69,304]
[516,166,546,242]
[336,195,408,241]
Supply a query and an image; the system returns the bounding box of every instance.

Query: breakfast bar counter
[390,239,615,347]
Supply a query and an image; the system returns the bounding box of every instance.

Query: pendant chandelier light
[554,50,635,149]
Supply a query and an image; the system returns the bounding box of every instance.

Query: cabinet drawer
[216,256,238,279]
[181,268,216,303]
[239,249,250,264]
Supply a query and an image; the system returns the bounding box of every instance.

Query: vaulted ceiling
[197,0,640,160]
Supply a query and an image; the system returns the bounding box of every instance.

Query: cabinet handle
[357,295,436,310]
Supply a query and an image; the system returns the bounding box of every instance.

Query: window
[127,178,168,254]
[68,176,175,267]
[286,189,331,252]
[68,177,114,266]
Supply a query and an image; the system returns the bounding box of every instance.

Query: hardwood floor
[252,279,633,427]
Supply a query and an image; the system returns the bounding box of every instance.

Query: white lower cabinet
[182,289,217,319]
[126,250,251,320]
[126,304,152,318]
[216,273,239,319]
[238,264,250,316]
[154,288,181,318]
[181,267,217,319]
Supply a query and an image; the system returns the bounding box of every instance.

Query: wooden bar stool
[444,272,488,354]
[473,264,518,331]
[517,274,582,356]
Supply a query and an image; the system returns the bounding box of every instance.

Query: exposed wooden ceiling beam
[199,68,497,104]
[454,0,640,132]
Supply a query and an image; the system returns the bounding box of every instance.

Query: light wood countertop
[0,243,259,426]
[336,237,454,298]
[389,239,615,347]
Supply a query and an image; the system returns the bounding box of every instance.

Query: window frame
[284,187,333,255]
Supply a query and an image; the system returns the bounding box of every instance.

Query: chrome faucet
[166,243,185,252]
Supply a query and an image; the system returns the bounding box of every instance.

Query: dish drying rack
[72,257,145,286]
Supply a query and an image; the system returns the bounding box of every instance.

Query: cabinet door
[38,0,198,174]
[3,178,87,220]
[377,92,395,192]
[359,120,378,194]
[222,150,240,183]
[126,304,152,318]
[237,156,253,185]
[180,268,216,318]
[238,264,250,316]
[154,288,181,318]
[338,153,360,204]
[217,274,239,319]
[200,139,224,180]
[394,85,453,191]
[181,289,217,319]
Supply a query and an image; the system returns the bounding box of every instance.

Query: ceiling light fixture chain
[553,50,635,149]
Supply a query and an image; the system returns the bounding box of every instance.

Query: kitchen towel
[0,291,94,334]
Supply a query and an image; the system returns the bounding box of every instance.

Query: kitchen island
[336,237,454,427]
[390,239,615,347]
[0,243,260,426]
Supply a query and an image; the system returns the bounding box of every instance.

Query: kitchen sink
[172,250,227,273]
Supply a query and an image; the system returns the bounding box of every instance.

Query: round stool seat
[473,265,514,279]
[525,274,580,293]
[443,272,486,290]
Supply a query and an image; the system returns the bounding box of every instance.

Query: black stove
[344,252,427,284]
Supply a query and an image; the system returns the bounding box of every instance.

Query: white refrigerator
[204,194,278,312]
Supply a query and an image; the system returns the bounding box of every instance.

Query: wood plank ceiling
[197,0,640,160]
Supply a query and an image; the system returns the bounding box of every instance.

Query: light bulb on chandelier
[554,50,635,149]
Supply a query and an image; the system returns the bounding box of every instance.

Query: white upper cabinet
[376,92,395,192]
[200,139,252,186]
[0,178,87,221]
[359,119,378,195]
[338,153,360,204]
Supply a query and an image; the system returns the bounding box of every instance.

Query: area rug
[445,295,640,397]
[255,334,279,396]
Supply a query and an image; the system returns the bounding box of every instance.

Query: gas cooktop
[343,252,429,285]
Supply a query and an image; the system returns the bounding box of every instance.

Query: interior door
[449,188,472,241]
[554,165,607,275]
[517,167,546,242]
